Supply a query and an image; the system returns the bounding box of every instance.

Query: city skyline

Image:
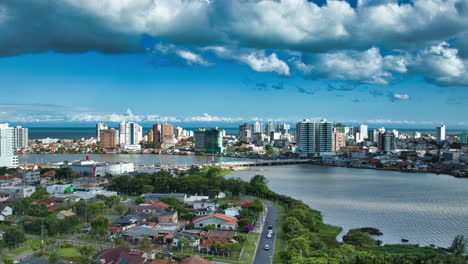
[1,0,468,127]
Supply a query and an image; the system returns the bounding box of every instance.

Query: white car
[268,230,273,234]
[266,233,272,238]
[264,245,270,250]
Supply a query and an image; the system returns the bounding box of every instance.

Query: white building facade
[0,124,18,167]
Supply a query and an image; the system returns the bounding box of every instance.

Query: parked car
[164,251,173,256]
[264,245,270,250]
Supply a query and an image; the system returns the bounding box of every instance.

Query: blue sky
[1,0,468,128]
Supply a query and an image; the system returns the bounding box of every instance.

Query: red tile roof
[193,213,238,226]
[181,256,212,264]
[142,199,170,209]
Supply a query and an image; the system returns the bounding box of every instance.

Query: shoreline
[17,152,465,179]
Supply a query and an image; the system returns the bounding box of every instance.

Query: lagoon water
[18,153,248,166]
[229,165,468,248]
[18,154,468,247]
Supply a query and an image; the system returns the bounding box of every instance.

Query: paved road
[253,202,279,264]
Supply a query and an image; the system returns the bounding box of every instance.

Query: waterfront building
[119,121,143,149]
[369,129,381,143]
[147,129,154,143]
[204,128,225,153]
[296,119,316,156]
[100,129,119,148]
[461,131,468,145]
[278,123,291,135]
[174,126,184,140]
[194,128,225,153]
[252,132,267,146]
[436,125,446,141]
[14,126,28,150]
[65,159,135,177]
[153,123,161,143]
[332,128,346,152]
[161,124,175,144]
[379,130,396,152]
[194,128,206,152]
[239,123,252,143]
[316,120,333,153]
[96,122,108,142]
[0,123,18,167]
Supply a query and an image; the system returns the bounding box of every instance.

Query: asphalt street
[253,202,279,264]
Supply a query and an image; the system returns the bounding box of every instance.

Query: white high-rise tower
[0,124,19,167]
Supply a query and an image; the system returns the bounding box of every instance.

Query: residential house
[57,209,76,220]
[96,247,147,264]
[0,204,13,221]
[224,206,241,219]
[32,197,60,211]
[131,205,178,223]
[198,230,237,253]
[172,231,201,248]
[192,213,238,230]
[142,199,170,209]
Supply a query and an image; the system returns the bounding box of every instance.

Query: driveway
[253,202,279,264]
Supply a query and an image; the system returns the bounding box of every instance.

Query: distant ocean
[28,127,465,140]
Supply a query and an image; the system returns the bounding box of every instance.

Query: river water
[229,165,468,248]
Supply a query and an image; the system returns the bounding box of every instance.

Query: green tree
[4,226,26,248]
[135,197,144,205]
[448,235,467,256]
[105,195,121,208]
[114,204,127,216]
[177,237,190,250]
[90,216,109,236]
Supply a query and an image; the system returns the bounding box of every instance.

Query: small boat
[401,239,409,243]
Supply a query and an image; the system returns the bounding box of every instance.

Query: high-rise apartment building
[267,122,276,134]
[152,123,161,143]
[278,123,291,135]
[296,119,333,156]
[379,130,396,152]
[14,126,29,150]
[194,128,225,153]
[204,128,225,154]
[296,119,316,156]
[174,126,184,140]
[0,123,18,167]
[316,120,333,153]
[161,124,174,144]
[436,125,446,141]
[252,122,264,134]
[194,128,206,152]
[332,128,346,151]
[461,131,468,145]
[239,123,252,143]
[334,123,345,133]
[147,129,154,143]
[359,124,368,141]
[100,129,119,148]
[119,121,143,148]
[96,122,108,142]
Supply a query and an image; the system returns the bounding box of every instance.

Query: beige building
[100,129,118,148]
[332,128,346,152]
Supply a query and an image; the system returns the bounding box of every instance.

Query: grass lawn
[9,239,42,255]
[317,223,342,249]
[54,247,82,258]
[241,232,260,264]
